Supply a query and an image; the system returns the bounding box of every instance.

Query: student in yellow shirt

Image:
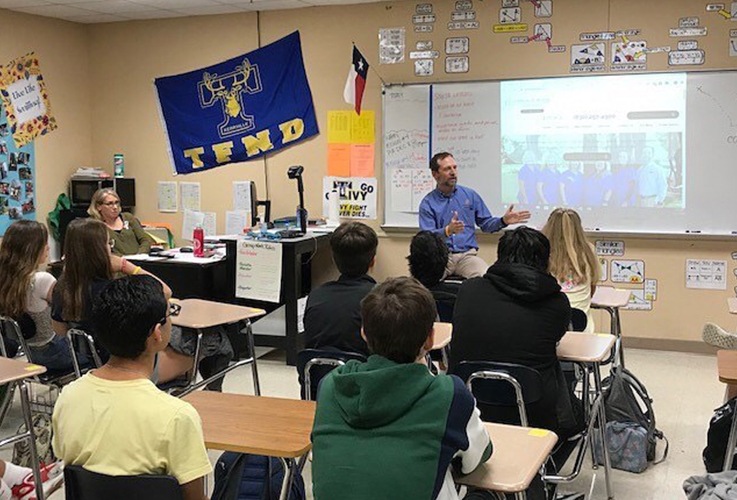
[52,275,211,500]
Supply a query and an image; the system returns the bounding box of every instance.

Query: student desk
[126,252,230,301]
[717,350,737,470]
[592,286,631,367]
[556,331,616,500]
[184,391,315,500]
[432,322,452,368]
[0,358,48,500]
[171,299,265,396]
[455,422,558,500]
[222,233,332,366]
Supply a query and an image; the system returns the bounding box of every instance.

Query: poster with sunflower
[0,52,57,148]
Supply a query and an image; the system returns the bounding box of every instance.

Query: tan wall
[76,0,737,343]
[0,9,92,229]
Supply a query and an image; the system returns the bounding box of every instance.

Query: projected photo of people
[501,132,684,211]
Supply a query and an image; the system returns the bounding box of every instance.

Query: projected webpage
[499,73,686,214]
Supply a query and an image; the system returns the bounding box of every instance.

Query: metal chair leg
[18,380,44,500]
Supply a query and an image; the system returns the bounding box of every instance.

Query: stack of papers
[72,167,110,178]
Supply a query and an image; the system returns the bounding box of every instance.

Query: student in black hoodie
[449,226,583,440]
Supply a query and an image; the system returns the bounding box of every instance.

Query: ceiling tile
[12,3,96,16]
[63,12,127,22]
[173,4,244,14]
[0,0,51,7]
[72,0,161,13]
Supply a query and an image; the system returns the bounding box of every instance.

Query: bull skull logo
[198,58,262,138]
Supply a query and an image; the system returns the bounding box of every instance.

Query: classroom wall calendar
[0,102,35,236]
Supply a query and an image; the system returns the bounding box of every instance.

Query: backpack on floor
[211,451,306,500]
[703,396,737,472]
[593,366,668,472]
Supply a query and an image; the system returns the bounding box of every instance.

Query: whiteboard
[382,71,737,236]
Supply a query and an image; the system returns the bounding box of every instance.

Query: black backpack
[601,366,668,464]
[211,452,306,500]
[703,396,737,472]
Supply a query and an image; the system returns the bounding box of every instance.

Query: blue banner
[155,31,318,175]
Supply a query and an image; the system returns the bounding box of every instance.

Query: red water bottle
[193,225,204,257]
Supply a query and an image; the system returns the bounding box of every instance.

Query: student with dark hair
[450,226,583,440]
[303,221,378,355]
[407,230,460,322]
[52,276,211,500]
[311,277,492,500]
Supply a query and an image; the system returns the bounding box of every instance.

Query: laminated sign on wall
[323,177,377,220]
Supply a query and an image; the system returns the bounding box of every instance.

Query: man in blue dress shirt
[419,152,531,279]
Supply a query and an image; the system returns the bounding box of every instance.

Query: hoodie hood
[484,262,561,303]
[328,355,434,429]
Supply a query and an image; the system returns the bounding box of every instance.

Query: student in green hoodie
[311,276,493,500]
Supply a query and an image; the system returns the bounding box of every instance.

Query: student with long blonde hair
[0,220,77,371]
[542,208,600,333]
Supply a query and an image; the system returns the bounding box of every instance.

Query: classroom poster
[0,100,35,236]
[322,176,377,220]
[326,110,375,177]
[235,237,283,303]
[0,53,57,148]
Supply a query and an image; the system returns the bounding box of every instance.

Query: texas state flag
[343,45,369,115]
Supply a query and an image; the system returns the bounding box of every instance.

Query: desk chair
[455,361,603,499]
[63,465,183,500]
[0,317,76,387]
[67,328,102,378]
[297,349,367,401]
[569,309,588,333]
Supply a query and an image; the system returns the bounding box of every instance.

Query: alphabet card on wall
[686,259,727,290]
[625,289,652,311]
[611,259,645,283]
[0,53,57,148]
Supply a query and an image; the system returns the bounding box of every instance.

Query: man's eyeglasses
[158,302,181,325]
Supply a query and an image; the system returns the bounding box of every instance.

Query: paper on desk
[180,182,201,211]
[235,237,283,303]
[182,209,205,240]
[226,210,250,235]
[202,212,217,236]
[233,181,252,211]
[297,296,308,333]
[157,182,177,212]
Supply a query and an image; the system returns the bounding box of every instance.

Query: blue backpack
[211,452,306,500]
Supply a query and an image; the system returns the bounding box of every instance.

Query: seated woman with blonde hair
[88,188,154,256]
[542,208,600,333]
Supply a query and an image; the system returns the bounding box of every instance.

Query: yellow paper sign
[327,111,352,144]
[528,428,550,437]
[350,110,375,144]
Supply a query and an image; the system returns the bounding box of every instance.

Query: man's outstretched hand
[502,204,531,226]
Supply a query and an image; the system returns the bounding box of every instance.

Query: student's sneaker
[11,461,64,500]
